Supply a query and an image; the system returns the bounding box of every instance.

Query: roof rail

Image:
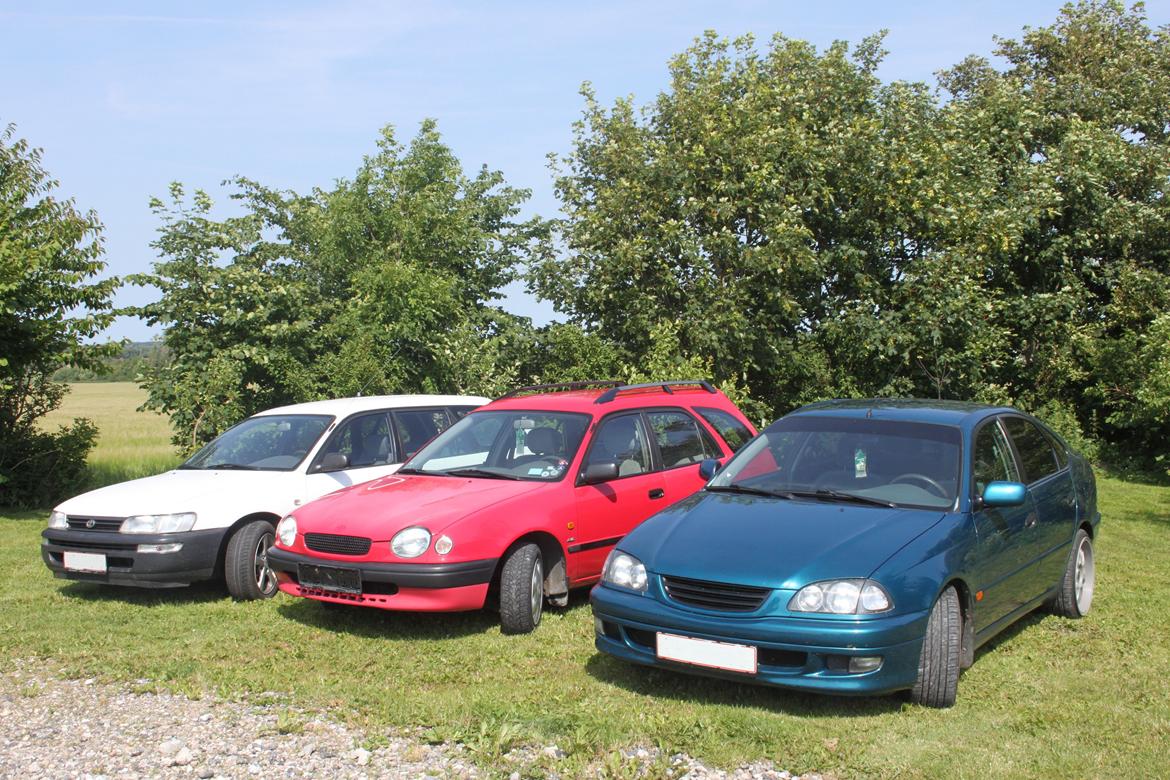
[594,380,717,405]
[496,380,623,400]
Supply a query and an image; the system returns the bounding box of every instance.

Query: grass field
[7,384,1170,777]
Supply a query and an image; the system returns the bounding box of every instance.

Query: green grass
[40,382,180,485]
[11,384,1170,776]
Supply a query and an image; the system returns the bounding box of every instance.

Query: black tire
[910,586,961,708]
[1050,529,1095,618]
[224,520,278,601]
[499,543,543,634]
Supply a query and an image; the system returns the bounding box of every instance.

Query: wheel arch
[213,511,281,576]
[490,531,569,607]
[941,577,976,669]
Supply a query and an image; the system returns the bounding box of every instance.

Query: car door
[645,408,724,501]
[303,411,402,501]
[570,412,666,582]
[1001,415,1077,595]
[968,417,1041,631]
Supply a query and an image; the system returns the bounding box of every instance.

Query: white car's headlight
[789,579,892,614]
[391,527,431,558]
[48,510,68,529]
[276,515,297,547]
[602,550,648,593]
[120,512,197,534]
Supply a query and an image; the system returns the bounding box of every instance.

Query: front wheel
[225,520,278,600]
[1050,529,1095,618]
[499,543,543,634]
[909,586,961,708]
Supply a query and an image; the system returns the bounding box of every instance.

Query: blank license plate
[297,563,361,594]
[63,551,107,573]
[657,632,757,674]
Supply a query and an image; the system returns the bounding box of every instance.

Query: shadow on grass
[972,609,1047,661]
[583,650,901,717]
[57,579,228,606]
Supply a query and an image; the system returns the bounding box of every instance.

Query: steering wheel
[890,473,948,498]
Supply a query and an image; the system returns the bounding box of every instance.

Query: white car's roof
[253,395,490,419]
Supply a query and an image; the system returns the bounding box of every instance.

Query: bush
[0,419,97,509]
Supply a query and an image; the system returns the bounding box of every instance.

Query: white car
[41,394,488,599]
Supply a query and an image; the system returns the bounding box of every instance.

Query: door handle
[1025,512,1038,529]
[649,488,665,500]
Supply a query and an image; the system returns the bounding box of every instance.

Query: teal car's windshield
[402,410,590,481]
[181,414,333,471]
[709,416,961,509]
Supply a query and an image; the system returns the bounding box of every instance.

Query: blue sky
[4,1,1169,342]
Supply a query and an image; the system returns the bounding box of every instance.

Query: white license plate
[656,632,757,674]
[63,552,107,573]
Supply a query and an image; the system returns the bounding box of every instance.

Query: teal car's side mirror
[981,481,1027,508]
[698,458,722,481]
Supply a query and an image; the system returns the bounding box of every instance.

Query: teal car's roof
[785,398,1015,428]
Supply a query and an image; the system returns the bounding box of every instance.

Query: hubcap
[1074,536,1095,614]
[530,556,543,624]
[255,532,276,595]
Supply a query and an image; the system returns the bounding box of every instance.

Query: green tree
[134,122,551,449]
[0,123,118,506]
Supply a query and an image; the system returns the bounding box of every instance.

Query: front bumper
[41,527,224,588]
[267,546,498,612]
[590,582,930,696]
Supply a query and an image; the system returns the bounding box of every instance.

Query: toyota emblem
[85,519,95,529]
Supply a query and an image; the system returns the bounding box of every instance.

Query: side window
[1002,417,1059,484]
[393,409,452,460]
[647,410,718,468]
[972,421,1020,495]
[318,412,394,469]
[695,407,754,453]
[585,414,652,477]
[449,406,478,420]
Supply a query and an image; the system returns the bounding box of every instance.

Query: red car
[267,380,755,633]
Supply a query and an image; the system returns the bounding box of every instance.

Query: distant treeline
[53,342,168,383]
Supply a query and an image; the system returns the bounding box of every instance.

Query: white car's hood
[54,469,300,529]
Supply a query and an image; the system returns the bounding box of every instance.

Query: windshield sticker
[527,467,546,475]
[854,448,867,478]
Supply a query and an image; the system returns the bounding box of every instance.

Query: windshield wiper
[788,488,896,508]
[706,483,793,499]
[395,467,427,475]
[203,462,258,470]
[443,467,523,481]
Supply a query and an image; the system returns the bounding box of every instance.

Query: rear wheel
[225,520,278,600]
[499,543,543,634]
[909,586,961,708]
[1050,529,1095,618]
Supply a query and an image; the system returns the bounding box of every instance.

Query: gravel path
[0,663,822,779]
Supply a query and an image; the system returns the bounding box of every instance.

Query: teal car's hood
[627,492,948,590]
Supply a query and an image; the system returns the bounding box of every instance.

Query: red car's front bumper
[266,546,497,612]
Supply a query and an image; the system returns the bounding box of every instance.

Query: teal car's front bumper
[590,579,931,696]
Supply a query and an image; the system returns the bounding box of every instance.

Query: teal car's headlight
[789,579,892,614]
[48,510,68,529]
[120,512,197,534]
[602,550,647,592]
[276,515,297,547]
[391,527,431,558]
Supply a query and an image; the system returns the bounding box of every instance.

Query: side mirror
[698,458,722,481]
[981,481,1026,508]
[580,462,619,485]
[317,452,349,473]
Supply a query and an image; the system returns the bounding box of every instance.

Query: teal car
[590,400,1099,707]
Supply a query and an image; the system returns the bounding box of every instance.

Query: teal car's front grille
[662,575,769,612]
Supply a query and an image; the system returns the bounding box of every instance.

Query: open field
[10,383,1170,777]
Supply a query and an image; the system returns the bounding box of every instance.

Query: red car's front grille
[303,533,372,556]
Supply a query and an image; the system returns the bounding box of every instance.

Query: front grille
[662,575,769,612]
[51,539,139,553]
[303,533,372,556]
[66,516,123,532]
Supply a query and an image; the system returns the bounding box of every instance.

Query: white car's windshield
[709,416,962,509]
[181,414,333,472]
[401,410,590,481]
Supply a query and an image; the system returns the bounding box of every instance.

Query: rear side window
[393,409,453,460]
[1002,417,1060,484]
[646,410,719,468]
[695,407,753,452]
[449,405,478,420]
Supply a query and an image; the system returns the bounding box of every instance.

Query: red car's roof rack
[594,380,717,404]
[496,380,622,400]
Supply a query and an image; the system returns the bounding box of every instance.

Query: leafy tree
[134,122,551,450]
[0,123,117,506]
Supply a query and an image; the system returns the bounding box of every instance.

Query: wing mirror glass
[981,481,1026,508]
[318,452,349,472]
[698,458,722,481]
[581,462,619,485]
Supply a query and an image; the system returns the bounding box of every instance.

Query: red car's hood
[292,474,548,541]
